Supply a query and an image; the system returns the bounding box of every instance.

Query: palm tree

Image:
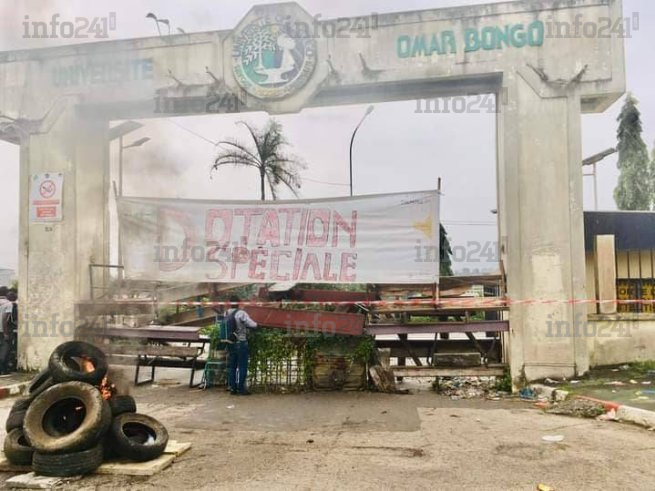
[212,120,306,200]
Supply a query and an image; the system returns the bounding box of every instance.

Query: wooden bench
[77,325,209,388]
[106,344,206,387]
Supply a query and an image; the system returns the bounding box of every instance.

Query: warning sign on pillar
[30,173,64,223]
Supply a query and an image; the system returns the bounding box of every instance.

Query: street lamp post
[582,147,617,211]
[119,136,151,197]
[116,136,150,270]
[349,105,375,197]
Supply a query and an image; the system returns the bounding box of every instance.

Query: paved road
[1,374,654,490]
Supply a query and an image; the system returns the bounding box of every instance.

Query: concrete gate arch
[0,0,625,383]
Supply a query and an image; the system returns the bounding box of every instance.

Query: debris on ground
[434,377,502,399]
[544,378,560,385]
[519,387,537,400]
[597,409,618,421]
[369,366,406,394]
[537,484,555,491]
[545,398,606,419]
[542,435,564,443]
[5,471,82,488]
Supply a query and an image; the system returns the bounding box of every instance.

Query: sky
[0,0,653,274]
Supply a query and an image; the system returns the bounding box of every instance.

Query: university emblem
[232,16,317,100]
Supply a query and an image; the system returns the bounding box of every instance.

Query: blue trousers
[228,341,249,393]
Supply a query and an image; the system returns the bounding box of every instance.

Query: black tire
[110,413,169,462]
[5,409,26,432]
[49,341,108,385]
[33,443,103,477]
[3,428,34,465]
[26,369,55,402]
[108,395,136,417]
[24,381,111,455]
[102,435,119,460]
[10,397,31,413]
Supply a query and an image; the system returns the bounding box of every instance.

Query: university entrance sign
[0,1,626,383]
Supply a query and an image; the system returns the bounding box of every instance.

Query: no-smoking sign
[31,173,64,223]
[39,180,56,199]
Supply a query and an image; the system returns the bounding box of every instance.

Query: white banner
[30,173,64,222]
[118,190,439,284]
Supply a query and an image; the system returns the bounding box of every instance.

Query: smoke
[129,131,186,179]
[0,0,70,50]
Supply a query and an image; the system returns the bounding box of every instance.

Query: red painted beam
[294,289,377,303]
[245,306,365,336]
[366,321,509,335]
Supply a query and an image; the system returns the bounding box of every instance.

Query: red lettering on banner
[333,211,358,247]
[278,208,301,246]
[257,210,281,246]
[158,207,196,272]
[249,249,268,280]
[300,252,322,281]
[297,210,309,246]
[339,252,357,281]
[231,245,250,279]
[205,241,229,280]
[235,209,263,242]
[205,209,233,246]
[292,248,303,280]
[270,250,291,281]
[306,209,330,247]
[323,252,337,281]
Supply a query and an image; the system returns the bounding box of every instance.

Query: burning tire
[3,428,34,466]
[108,395,136,417]
[23,381,111,455]
[25,369,55,402]
[109,413,168,462]
[5,409,26,432]
[49,341,108,385]
[32,443,103,477]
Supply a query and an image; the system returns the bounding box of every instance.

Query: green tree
[614,93,651,210]
[440,224,453,277]
[212,120,306,200]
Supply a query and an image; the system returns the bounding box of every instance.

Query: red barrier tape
[102,298,650,308]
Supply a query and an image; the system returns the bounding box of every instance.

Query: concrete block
[6,472,81,489]
[617,405,655,429]
[530,384,569,402]
[594,235,617,315]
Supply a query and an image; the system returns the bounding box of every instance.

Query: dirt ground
[2,372,655,490]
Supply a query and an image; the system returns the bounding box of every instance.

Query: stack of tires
[3,341,169,477]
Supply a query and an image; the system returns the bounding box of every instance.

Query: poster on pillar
[117,190,440,284]
[30,173,64,223]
